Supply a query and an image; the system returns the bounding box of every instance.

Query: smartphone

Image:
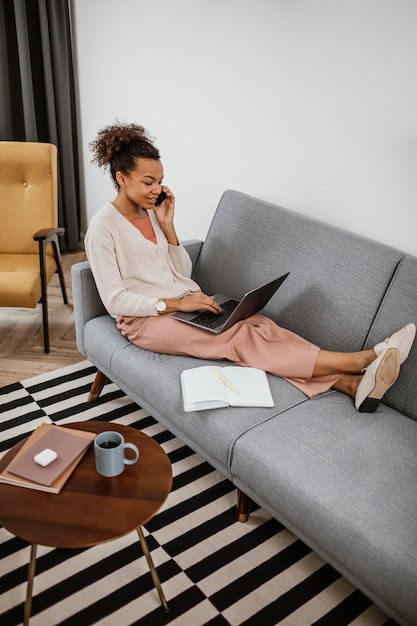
[155,191,167,207]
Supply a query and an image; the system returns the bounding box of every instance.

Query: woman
[85,122,415,413]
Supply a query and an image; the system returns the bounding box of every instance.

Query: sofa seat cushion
[112,340,318,478]
[229,393,417,626]
[83,315,317,478]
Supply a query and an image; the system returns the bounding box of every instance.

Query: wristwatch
[155,298,167,314]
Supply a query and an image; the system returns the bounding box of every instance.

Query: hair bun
[90,121,160,187]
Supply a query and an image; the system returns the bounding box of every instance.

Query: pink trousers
[116,313,340,398]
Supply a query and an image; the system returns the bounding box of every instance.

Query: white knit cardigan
[85,202,200,318]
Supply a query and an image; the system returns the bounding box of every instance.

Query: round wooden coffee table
[0,421,172,625]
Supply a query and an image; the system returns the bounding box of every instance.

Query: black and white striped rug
[0,361,397,626]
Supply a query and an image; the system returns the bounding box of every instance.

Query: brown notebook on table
[0,423,96,493]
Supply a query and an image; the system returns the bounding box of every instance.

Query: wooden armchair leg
[237,489,252,523]
[51,239,68,304]
[88,370,108,403]
[40,299,50,354]
[38,241,50,354]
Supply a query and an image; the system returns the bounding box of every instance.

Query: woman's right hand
[163,292,223,315]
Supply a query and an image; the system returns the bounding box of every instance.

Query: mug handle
[123,443,139,465]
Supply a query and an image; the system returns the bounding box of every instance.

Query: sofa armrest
[182,239,203,275]
[71,261,106,356]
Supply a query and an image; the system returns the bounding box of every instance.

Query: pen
[214,369,239,395]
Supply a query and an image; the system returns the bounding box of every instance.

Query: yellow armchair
[0,141,68,353]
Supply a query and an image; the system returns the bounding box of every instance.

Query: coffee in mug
[99,440,119,449]
[94,431,139,477]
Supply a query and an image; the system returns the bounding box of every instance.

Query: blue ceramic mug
[94,431,139,477]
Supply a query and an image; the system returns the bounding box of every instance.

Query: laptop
[172,272,289,334]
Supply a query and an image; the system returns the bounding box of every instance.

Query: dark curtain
[0,0,80,250]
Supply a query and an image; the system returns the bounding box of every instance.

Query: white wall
[71,0,417,255]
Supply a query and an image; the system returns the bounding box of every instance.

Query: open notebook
[181,365,274,411]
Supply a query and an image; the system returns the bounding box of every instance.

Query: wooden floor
[0,250,88,387]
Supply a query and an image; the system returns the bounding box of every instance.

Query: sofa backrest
[363,254,417,419]
[194,190,405,353]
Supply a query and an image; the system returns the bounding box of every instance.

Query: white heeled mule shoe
[373,323,416,364]
[355,348,400,413]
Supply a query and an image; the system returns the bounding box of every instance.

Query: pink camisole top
[132,216,157,244]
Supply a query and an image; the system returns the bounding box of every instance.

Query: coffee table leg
[24,543,37,626]
[136,527,169,612]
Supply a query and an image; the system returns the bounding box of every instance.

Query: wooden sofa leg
[237,489,252,523]
[88,370,108,403]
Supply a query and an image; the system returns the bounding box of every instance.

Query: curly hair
[90,122,160,187]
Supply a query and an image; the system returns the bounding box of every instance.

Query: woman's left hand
[153,185,180,245]
[153,185,175,227]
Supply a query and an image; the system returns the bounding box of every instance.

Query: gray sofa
[72,190,417,626]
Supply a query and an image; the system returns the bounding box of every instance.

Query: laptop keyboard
[190,299,239,330]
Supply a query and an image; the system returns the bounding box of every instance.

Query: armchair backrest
[0,141,58,255]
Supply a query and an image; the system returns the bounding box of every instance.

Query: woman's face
[117,158,164,209]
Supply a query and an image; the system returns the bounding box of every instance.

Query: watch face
[156,300,166,312]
